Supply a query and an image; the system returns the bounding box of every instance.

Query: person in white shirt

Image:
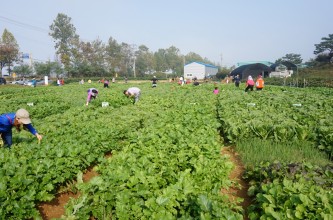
[123,87,141,104]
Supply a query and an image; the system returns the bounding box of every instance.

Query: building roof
[237,61,274,67]
[230,63,272,79]
[184,61,218,69]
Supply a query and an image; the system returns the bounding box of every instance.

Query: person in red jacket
[256,74,264,90]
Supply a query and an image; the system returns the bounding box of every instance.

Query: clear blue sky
[1,0,332,67]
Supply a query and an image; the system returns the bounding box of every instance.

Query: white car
[11,80,27,85]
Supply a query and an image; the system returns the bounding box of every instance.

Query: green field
[0,82,332,219]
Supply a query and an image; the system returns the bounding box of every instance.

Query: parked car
[24,79,54,86]
[37,79,53,85]
[0,77,6,85]
[11,79,27,85]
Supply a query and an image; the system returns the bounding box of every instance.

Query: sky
[1,0,332,67]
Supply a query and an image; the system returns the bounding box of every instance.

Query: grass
[235,138,331,167]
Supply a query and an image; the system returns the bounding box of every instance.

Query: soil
[37,149,250,219]
[221,146,251,220]
[37,166,98,220]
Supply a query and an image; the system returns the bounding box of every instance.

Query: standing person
[31,78,37,87]
[0,109,42,148]
[179,76,184,86]
[112,77,116,83]
[245,75,255,92]
[86,88,99,106]
[213,87,219,94]
[57,78,61,86]
[104,79,109,88]
[234,75,240,87]
[256,74,264,91]
[151,76,158,88]
[123,87,141,104]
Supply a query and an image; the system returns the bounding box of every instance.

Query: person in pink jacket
[86,88,99,106]
[213,87,219,94]
[245,75,255,92]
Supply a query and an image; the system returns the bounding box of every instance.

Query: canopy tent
[230,63,272,80]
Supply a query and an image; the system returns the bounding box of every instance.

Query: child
[213,87,219,94]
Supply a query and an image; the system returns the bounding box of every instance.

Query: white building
[269,64,293,78]
[184,61,218,80]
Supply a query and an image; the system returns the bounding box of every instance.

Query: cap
[16,108,32,124]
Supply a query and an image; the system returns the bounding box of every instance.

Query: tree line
[1,13,332,79]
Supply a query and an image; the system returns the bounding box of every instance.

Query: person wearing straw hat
[0,109,42,148]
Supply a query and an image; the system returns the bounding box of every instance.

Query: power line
[0,15,49,33]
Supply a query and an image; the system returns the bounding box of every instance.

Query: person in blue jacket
[0,109,42,148]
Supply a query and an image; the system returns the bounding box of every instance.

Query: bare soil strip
[37,167,98,219]
[221,146,251,220]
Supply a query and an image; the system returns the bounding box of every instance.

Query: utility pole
[220,53,223,67]
[133,56,136,78]
[131,44,137,78]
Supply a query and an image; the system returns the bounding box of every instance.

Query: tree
[49,13,79,71]
[34,61,63,77]
[135,45,154,76]
[314,34,333,58]
[185,52,204,64]
[0,29,20,75]
[154,49,167,72]
[105,37,122,75]
[120,43,135,77]
[12,64,33,77]
[165,46,182,75]
[275,53,303,65]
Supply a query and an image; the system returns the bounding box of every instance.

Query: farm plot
[0,83,243,219]
[216,85,333,219]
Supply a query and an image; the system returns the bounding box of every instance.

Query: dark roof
[230,63,272,79]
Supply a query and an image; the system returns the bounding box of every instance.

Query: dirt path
[37,149,250,219]
[37,166,98,219]
[221,146,251,220]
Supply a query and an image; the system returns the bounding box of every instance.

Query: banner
[22,53,30,59]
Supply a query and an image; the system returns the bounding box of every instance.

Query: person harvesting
[123,87,141,104]
[0,109,42,148]
[86,88,99,106]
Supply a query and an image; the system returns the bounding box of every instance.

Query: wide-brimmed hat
[16,108,32,124]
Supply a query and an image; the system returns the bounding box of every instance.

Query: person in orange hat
[0,109,42,148]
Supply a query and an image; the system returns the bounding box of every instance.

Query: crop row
[216,85,333,219]
[217,86,333,158]
[60,84,244,219]
[1,83,243,219]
